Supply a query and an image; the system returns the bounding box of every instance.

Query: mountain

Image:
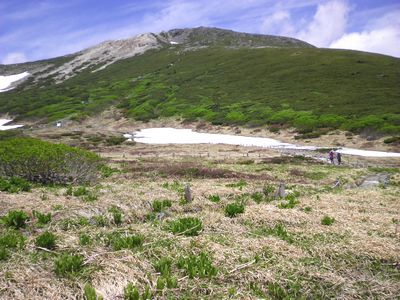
[0,27,399,135]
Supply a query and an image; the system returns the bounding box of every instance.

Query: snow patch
[0,72,30,92]
[130,128,400,158]
[0,119,23,131]
[170,41,179,45]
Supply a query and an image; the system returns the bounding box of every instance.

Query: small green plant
[124,283,151,300]
[321,216,335,226]
[66,186,98,202]
[1,210,29,229]
[105,136,126,146]
[107,232,144,251]
[0,177,31,193]
[84,283,103,300]
[225,203,245,218]
[250,192,264,204]
[154,257,172,276]
[94,215,108,227]
[177,252,218,279]
[33,210,52,225]
[278,193,299,209]
[167,217,203,236]
[54,253,85,277]
[303,207,312,213]
[208,194,221,203]
[226,179,247,190]
[152,199,172,212]
[79,233,91,246]
[108,206,123,225]
[254,223,294,243]
[0,230,26,249]
[0,246,9,261]
[35,231,57,249]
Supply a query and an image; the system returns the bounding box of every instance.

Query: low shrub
[0,230,26,249]
[152,199,172,212]
[0,176,31,193]
[154,257,172,276]
[0,138,101,185]
[35,231,57,249]
[124,283,152,300]
[33,211,52,225]
[54,253,85,277]
[383,136,400,144]
[225,203,245,217]
[105,136,126,146]
[84,283,103,300]
[108,206,123,225]
[226,179,247,189]
[208,194,221,203]
[79,233,91,246]
[1,210,29,229]
[177,252,218,279]
[107,232,144,250]
[321,216,335,226]
[167,217,203,236]
[0,246,9,261]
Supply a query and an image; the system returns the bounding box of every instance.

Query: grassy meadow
[0,130,399,299]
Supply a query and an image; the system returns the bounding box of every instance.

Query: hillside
[0,27,399,135]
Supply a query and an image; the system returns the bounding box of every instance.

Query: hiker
[328,150,335,164]
[337,152,342,165]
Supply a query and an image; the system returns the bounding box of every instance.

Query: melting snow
[130,128,400,158]
[170,41,179,45]
[0,119,23,131]
[0,72,30,92]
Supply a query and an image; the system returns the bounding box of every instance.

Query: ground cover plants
[0,136,399,299]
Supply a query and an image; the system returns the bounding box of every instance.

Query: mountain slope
[0,27,399,134]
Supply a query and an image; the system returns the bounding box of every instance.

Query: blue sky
[1,0,399,64]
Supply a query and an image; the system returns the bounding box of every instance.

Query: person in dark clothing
[329,150,335,164]
[337,152,342,165]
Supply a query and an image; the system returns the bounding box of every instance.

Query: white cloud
[2,52,27,64]
[260,10,294,36]
[296,0,349,47]
[330,26,400,57]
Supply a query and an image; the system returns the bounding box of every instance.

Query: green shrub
[33,211,52,225]
[250,192,264,204]
[0,246,9,261]
[0,138,101,184]
[254,223,294,243]
[2,210,29,229]
[208,194,221,203]
[35,231,57,249]
[0,177,31,193]
[226,179,247,189]
[152,199,172,212]
[0,230,26,249]
[105,136,126,146]
[107,232,144,250]
[177,252,218,279]
[123,283,152,300]
[321,216,335,226]
[154,257,172,276]
[54,253,85,277]
[278,193,299,209]
[167,217,203,236]
[225,203,245,218]
[383,136,400,144]
[79,233,91,246]
[108,206,123,225]
[84,283,103,300]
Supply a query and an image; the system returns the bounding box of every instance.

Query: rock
[359,174,390,188]
[274,183,286,199]
[184,184,193,203]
